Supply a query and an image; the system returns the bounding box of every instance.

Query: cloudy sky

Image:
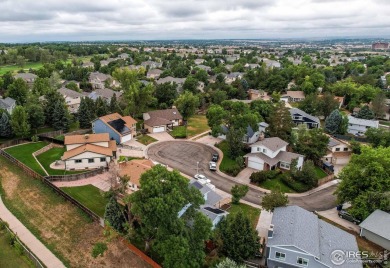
[1,0,389,42]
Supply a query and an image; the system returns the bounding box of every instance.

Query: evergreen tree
[109,94,121,114]
[356,105,375,120]
[52,100,70,131]
[95,97,109,117]
[11,106,30,138]
[104,197,126,233]
[215,211,260,262]
[0,111,13,137]
[267,102,294,141]
[44,89,64,126]
[324,109,342,134]
[78,97,96,129]
[26,104,45,129]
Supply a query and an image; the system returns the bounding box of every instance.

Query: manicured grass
[137,134,157,145]
[33,127,55,135]
[0,229,34,268]
[61,185,109,217]
[314,166,328,179]
[379,121,390,126]
[259,177,296,193]
[227,203,261,228]
[118,156,141,162]
[215,141,245,176]
[36,147,82,176]
[170,126,187,138]
[5,142,49,176]
[186,115,210,138]
[54,135,64,141]
[0,62,43,75]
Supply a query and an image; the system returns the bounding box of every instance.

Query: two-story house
[0,97,16,114]
[92,113,137,144]
[89,72,118,89]
[266,206,361,268]
[14,73,37,84]
[58,87,84,114]
[290,108,320,129]
[244,137,304,171]
[143,108,183,133]
[218,122,268,145]
[281,91,306,103]
[347,116,379,135]
[322,137,351,166]
[62,133,117,170]
[225,72,243,84]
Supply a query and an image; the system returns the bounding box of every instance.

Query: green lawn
[215,141,245,176]
[61,185,109,217]
[36,147,82,176]
[136,134,157,145]
[170,126,187,138]
[259,177,296,193]
[186,115,210,138]
[5,142,49,176]
[227,203,261,228]
[379,121,390,126]
[315,166,328,179]
[0,229,34,268]
[0,62,43,75]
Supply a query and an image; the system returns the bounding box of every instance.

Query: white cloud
[0,0,389,42]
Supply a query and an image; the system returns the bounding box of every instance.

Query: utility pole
[196,161,199,175]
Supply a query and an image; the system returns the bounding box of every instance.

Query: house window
[280,162,290,170]
[88,159,95,163]
[263,148,267,153]
[275,252,286,260]
[257,147,260,152]
[344,148,348,151]
[297,257,309,266]
[75,159,82,163]
[335,148,340,151]
[100,157,106,162]
[293,116,303,120]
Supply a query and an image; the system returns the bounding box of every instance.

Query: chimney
[268,224,274,238]
[84,134,89,140]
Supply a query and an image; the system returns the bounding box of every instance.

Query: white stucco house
[244,137,304,171]
[62,133,117,170]
[347,116,379,135]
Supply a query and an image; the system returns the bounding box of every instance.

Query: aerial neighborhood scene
[0,1,390,268]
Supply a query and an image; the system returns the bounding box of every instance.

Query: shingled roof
[62,144,113,160]
[143,108,182,127]
[64,133,110,145]
[250,137,289,152]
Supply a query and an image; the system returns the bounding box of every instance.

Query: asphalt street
[147,141,337,211]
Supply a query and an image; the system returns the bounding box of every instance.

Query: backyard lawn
[186,115,210,137]
[215,141,245,176]
[61,185,109,217]
[0,156,150,268]
[0,229,34,268]
[259,177,297,193]
[5,142,49,176]
[36,147,82,176]
[315,166,328,179]
[227,203,261,228]
[137,134,157,145]
[170,126,187,138]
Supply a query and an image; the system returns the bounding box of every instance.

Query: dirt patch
[0,157,151,268]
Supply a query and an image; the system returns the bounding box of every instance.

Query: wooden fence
[0,139,30,149]
[318,174,335,186]
[38,130,63,138]
[45,167,106,182]
[0,150,43,179]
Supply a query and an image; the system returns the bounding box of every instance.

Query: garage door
[153,126,165,133]
[121,135,132,143]
[335,157,350,165]
[248,160,263,170]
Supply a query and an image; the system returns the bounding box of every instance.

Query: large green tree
[0,110,13,137]
[293,127,329,161]
[215,211,260,263]
[104,197,126,233]
[356,105,375,120]
[267,103,294,141]
[174,91,199,119]
[52,100,70,131]
[32,77,51,96]
[324,109,344,135]
[155,82,178,107]
[10,106,30,138]
[78,97,96,129]
[365,128,390,148]
[231,185,249,204]
[26,103,45,129]
[6,78,29,105]
[261,190,289,212]
[336,146,390,220]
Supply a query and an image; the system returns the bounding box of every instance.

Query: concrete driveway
[196,135,222,146]
[148,132,174,141]
[147,141,338,211]
[235,167,257,184]
[317,208,360,234]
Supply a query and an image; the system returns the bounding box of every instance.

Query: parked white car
[194,174,211,183]
[209,161,217,171]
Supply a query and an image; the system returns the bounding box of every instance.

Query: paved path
[0,196,66,268]
[53,172,112,191]
[188,131,211,141]
[256,210,273,240]
[147,141,338,211]
[317,204,360,234]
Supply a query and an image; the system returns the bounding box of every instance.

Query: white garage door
[248,160,263,170]
[153,126,165,133]
[335,157,350,165]
[121,134,132,143]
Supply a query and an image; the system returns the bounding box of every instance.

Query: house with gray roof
[88,88,122,102]
[244,137,304,171]
[0,97,16,114]
[58,87,84,113]
[196,64,211,72]
[359,210,390,250]
[143,108,183,133]
[218,122,268,144]
[347,116,379,136]
[146,69,163,79]
[290,108,320,129]
[89,72,118,89]
[14,73,37,84]
[225,72,243,84]
[267,206,361,268]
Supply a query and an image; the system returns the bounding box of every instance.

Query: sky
[1,0,390,42]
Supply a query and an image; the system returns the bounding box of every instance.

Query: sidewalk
[0,196,65,268]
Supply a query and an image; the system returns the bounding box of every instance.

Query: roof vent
[85,134,89,139]
[268,224,274,238]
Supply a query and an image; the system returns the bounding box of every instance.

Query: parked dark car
[338,210,361,224]
[211,153,219,162]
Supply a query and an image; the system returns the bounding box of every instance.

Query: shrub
[280,173,310,193]
[250,170,280,184]
[224,166,241,177]
[91,242,108,258]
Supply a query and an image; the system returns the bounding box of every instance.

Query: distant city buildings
[372,42,389,50]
